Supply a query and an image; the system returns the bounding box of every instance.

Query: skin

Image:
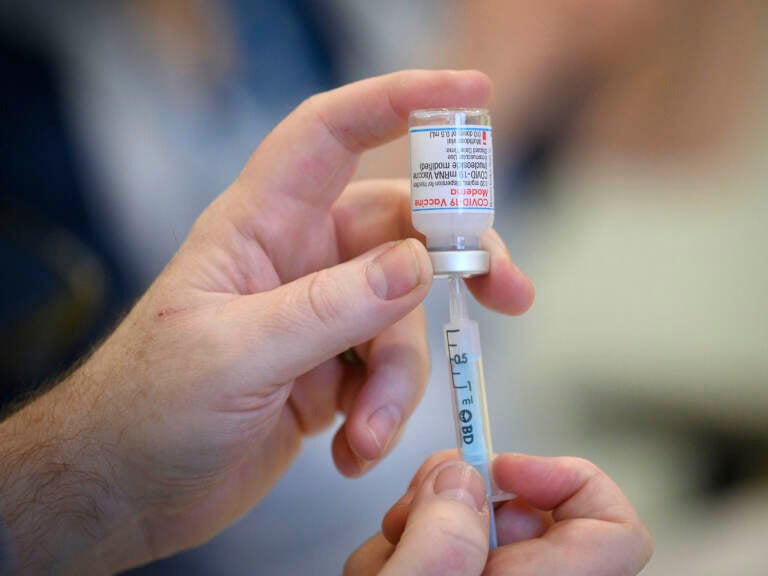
[0,68,651,576]
[345,451,653,575]
[0,70,536,574]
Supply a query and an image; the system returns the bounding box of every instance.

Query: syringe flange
[429,249,489,277]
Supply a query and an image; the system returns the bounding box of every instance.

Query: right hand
[345,451,653,575]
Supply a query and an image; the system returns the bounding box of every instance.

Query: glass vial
[409,108,494,276]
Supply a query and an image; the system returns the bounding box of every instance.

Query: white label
[409,125,493,214]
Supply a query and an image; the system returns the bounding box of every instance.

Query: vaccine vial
[409,108,494,276]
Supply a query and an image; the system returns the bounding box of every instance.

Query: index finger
[226,71,491,262]
[242,70,490,209]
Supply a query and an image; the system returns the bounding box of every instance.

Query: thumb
[228,239,432,383]
[382,460,490,576]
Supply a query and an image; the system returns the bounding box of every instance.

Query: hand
[345,451,653,575]
[0,70,535,574]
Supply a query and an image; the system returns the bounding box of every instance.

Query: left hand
[345,451,653,575]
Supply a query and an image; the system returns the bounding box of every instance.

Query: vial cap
[429,250,490,277]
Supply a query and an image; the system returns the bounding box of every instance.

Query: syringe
[407,107,499,549]
[444,273,498,549]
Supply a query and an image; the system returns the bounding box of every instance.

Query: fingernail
[366,404,401,457]
[434,462,486,512]
[366,240,423,300]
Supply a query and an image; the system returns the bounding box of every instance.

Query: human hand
[0,70,534,574]
[345,451,653,575]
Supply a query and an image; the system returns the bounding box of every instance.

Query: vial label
[409,125,494,213]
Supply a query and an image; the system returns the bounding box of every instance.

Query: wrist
[0,366,149,574]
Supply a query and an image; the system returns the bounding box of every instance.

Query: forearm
[0,366,147,575]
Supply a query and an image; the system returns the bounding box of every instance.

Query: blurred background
[1,0,767,573]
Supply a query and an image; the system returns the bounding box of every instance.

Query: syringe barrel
[444,316,498,548]
[443,318,494,467]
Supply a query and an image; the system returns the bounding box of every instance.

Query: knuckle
[411,451,459,489]
[342,547,367,576]
[564,456,605,484]
[411,508,487,573]
[567,456,601,473]
[618,522,655,575]
[638,523,655,565]
[298,93,324,124]
[301,93,360,154]
[306,269,347,329]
